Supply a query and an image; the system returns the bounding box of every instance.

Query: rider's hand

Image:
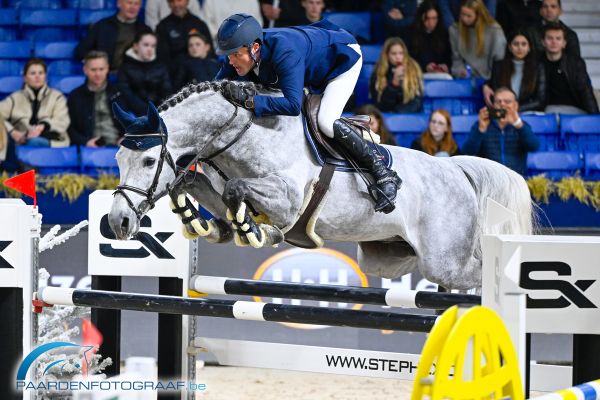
[222,81,256,111]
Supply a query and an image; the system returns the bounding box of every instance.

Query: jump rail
[36,287,438,332]
[189,275,482,309]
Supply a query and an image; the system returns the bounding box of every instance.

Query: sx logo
[0,240,14,269]
[99,214,174,259]
[519,261,597,309]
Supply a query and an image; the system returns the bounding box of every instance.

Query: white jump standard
[35,287,438,332]
[190,275,481,309]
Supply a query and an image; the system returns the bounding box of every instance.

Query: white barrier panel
[88,190,189,279]
[482,234,600,334]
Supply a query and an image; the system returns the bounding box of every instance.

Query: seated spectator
[542,23,598,115]
[76,0,151,72]
[174,33,220,89]
[355,104,397,146]
[462,87,539,175]
[145,0,202,31]
[68,51,128,147]
[383,0,417,43]
[529,0,580,58]
[411,109,459,156]
[260,0,305,28]
[0,59,70,149]
[118,32,173,116]
[482,30,546,112]
[298,0,325,25]
[440,0,497,27]
[199,0,263,42]
[449,0,506,79]
[496,0,541,34]
[156,0,213,80]
[409,1,452,79]
[370,37,424,113]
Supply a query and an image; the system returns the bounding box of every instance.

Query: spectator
[439,0,497,27]
[462,87,539,175]
[355,104,397,146]
[145,0,202,31]
[383,0,417,43]
[156,0,213,80]
[0,59,70,149]
[482,30,546,112]
[68,51,128,147]
[370,37,424,113]
[541,23,598,115]
[118,32,173,116]
[260,0,305,28]
[298,0,326,25]
[326,0,383,11]
[411,109,459,156]
[199,0,263,42]
[174,33,220,89]
[528,0,580,58]
[496,0,541,34]
[449,0,506,79]
[409,0,452,79]
[75,0,151,72]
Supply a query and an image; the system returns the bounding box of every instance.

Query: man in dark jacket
[529,0,580,58]
[156,0,213,80]
[542,23,598,115]
[75,0,151,71]
[462,87,540,175]
[68,51,127,147]
[496,0,541,34]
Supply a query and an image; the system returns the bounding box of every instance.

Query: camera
[487,107,506,120]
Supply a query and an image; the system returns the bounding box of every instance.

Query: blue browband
[121,134,164,151]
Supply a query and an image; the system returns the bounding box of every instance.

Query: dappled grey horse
[108,81,533,290]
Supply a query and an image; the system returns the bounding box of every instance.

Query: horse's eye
[143,158,156,168]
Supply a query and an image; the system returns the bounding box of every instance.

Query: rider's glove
[222,81,255,111]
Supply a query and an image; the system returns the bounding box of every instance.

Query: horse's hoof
[182,224,199,240]
[233,231,249,247]
[246,226,266,249]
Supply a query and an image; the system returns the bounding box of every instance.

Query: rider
[214,13,402,213]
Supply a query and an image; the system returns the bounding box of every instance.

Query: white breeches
[317,43,363,138]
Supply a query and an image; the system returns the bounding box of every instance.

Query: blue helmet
[216,13,263,56]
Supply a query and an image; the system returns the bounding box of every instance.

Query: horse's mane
[158,80,271,113]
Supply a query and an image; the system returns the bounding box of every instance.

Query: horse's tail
[452,156,535,239]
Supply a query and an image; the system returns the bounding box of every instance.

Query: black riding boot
[332,119,402,213]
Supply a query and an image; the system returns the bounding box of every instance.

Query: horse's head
[108,102,177,239]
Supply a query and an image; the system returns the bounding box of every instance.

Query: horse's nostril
[121,217,129,233]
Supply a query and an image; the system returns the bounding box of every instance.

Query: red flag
[81,319,103,377]
[3,170,37,206]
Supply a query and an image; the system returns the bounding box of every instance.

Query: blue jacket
[215,20,360,117]
[461,120,539,175]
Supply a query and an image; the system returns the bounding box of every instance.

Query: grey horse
[108,81,533,290]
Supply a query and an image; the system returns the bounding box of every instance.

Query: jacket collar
[23,84,49,101]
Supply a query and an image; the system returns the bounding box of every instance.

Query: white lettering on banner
[88,191,190,278]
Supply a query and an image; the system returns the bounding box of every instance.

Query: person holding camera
[462,87,539,175]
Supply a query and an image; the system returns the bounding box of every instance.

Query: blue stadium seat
[360,44,381,64]
[24,28,78,42]
[423,79,475,115]
[34,41,78,59]
[48,60,81,76]
[561,114,600,152]
[355,63,374,107]
[323,12,371,42]
[12,0,64,8]
[0,9,17,26]
[0,28,17,41]
[526,151,583,179]
[49,75,85,94]
[450,114,478,148]
[584,152,600,179]
[79,9,116,26]
[0,41,32,59]
[385,113,429,147]
[80,146,119,176]
[521,114,560,151]
[21,9,78,41]
[0,75,23,97]
[16,146,80,175]
[0,60,24,75]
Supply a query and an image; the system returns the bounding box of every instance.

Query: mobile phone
[487,107,506,120]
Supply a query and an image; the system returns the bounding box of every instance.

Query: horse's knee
[222,179,248,208]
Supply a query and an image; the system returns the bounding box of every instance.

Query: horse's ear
[147,102,161,132]
[112,102,136,128]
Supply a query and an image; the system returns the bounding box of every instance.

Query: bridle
[113,101,254,220]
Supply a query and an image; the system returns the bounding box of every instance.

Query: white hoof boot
[246,225,266,249]
[233,231,249,247]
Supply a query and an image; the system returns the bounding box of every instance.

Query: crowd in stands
[0,0,599,181]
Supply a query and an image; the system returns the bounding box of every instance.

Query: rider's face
[228,44,259,76]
